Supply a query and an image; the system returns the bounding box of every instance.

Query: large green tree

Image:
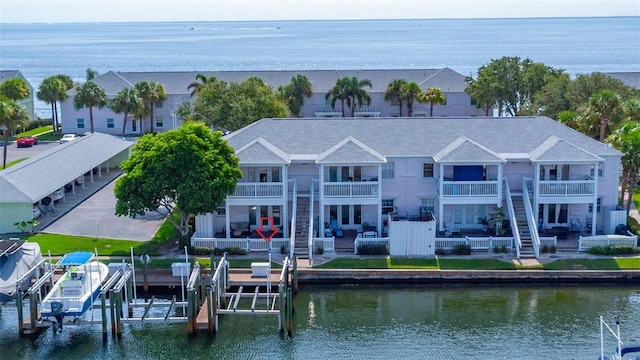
[418,87,446,117]
[384,79,408,117]
[1,99,30,168]
[0,78,30,102]
[187,73,217,98]
[278,74,313,117]
[114,122,243,237]
[73,81,107,133]
[465,56,563,116]
[110,87,143,136]
[189,76,288,131]
[37,77,67,132]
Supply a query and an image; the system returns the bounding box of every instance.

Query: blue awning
[58,251,94,266]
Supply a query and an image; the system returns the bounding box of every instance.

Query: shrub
[493,245,508,254]
[315,246,324,255]
[587,245,640,256]
[211,247,247,256]
[280,244,287,254]
[435,248,447,256]
[541,245,549,254]
[549,245,557,254]
[452,244,471,255]
[191,247,214,256]
[357,244,389,255]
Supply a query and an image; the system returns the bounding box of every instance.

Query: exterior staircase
[294,197,310,257]
[511,195,536,258]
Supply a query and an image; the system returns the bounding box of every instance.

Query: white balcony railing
[441,181,498,197]
[538,180,595,197]
[323,182,378,198]
[232,182,284,198]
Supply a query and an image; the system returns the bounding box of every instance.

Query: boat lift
[14,251,297,338]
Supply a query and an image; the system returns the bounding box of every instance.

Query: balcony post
[497,163,503,206]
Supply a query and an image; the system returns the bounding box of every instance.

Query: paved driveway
[43,179,168,241]
[3,140,167,241]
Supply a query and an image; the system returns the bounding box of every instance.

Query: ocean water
[1,17,639,117]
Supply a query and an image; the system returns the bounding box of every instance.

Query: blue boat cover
[58,251,94,266]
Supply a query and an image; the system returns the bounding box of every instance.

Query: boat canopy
[58,251,94,266]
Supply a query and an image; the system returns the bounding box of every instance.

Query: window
[216,202,226,215]
[470,97,477,106]
[155,101,163,108]
[382,199,395,214]
[423,163,434,178]
[77,118,85,129]
[155,116,163,128]
[106,118,114,128]
[381,162,395,179]
[590,163,604,177]
[588,198,602,213]
[421,198,435,213]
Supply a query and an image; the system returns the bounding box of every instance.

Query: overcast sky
[1,0,639,23]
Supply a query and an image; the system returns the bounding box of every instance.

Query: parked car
[17,136,38,148]
[51,188,64,202]
[59,134,78,144]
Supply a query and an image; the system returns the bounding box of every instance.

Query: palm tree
[1,99,30,168]
[384,79,407,117]
[418,87,447,117]
[147,82,167,133]
[607,120,640,214]
[325,77,350,117]
[0,78,30,101]
[403,82,422,117]
[279,75,313,117]
[73,81,107,133]
[188,73,217,97]
[345,77,372,117]
[110,87,143,136]
[589,89,622,141]
[37,77,67,133]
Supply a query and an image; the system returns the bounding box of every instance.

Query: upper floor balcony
[231,182,284,198]
[441,180,499,198]
[323,181,379,198]
[537,179,595,197]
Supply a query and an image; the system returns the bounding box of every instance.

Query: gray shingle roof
[529,136,603,162]
[433,136,505,163]
[224,117,621,164]
[235,138,290,164]
[0,133,135,203]
[317,136,386,164]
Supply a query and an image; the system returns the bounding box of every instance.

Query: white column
[439,163,444,231]
[318,165,325,235]
[225,203,231,239]
[282,165,288,238]
[592,161,599,236]
[377,164,383,233]
[497,163,503,206]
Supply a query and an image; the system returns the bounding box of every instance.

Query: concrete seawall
[296,269,640,285]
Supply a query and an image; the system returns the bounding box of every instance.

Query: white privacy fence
[435,236,514,251]
[190,237,291,253]
[578,235,638,252]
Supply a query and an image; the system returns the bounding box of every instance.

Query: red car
[17,136,38,148]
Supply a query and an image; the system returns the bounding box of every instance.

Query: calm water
[1,17,639,117]
[1,285,639,359]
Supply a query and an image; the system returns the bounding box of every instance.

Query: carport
[0,133,135,234]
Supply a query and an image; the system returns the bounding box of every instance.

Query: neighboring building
[604,72,640,89]
[0,70,37,121]
[192,116,621,255]
[0,133,134,234]
[59,69,485,135]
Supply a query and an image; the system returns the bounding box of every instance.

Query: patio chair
[330,218,344,238]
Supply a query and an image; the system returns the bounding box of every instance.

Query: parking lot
[4,140,167,241]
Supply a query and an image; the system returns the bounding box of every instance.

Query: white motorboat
[40,251,108,329]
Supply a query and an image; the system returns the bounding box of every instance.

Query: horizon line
[3,15,638,25]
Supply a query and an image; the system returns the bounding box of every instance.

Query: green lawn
[27,233,156,256]
[314,256,640,270]
[11,126,53,139]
